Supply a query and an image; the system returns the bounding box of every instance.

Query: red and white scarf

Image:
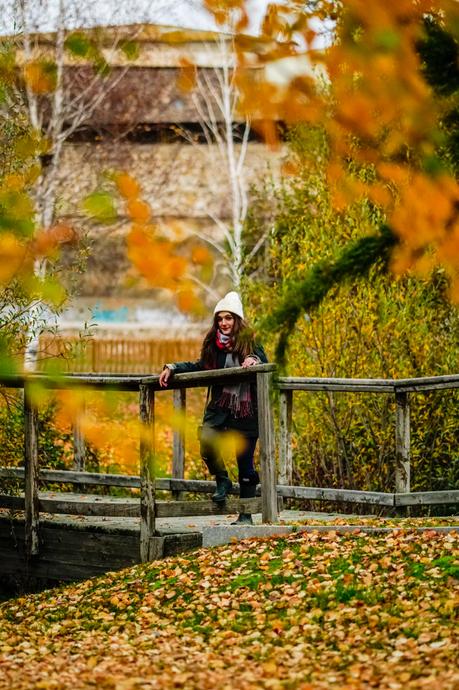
[215,331,253,418]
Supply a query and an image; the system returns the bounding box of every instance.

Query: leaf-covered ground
[0,530,458,690]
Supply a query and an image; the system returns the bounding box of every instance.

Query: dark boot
[232,477,257,524]
[231,512,253,525]
[211,473,232,503]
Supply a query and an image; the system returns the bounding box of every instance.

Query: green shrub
[246,126,459,502]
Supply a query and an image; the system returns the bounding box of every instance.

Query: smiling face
[217,311,235,336]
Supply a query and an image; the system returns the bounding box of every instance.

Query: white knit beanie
[213,291,244,319]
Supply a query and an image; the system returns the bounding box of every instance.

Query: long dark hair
[201,313,256,368]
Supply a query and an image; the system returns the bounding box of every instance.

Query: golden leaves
[126,198,151,224]
[191,245,212,266]
[0,530,458,690]
[389,173,459,298]
[126,225,186,288]
[177,58,197,93]
[204,0,248,29]
[114,173,141,200]
[34,223,77,258]
[113,170,205,314]
[204,0,459,292]
[23,60,57,94]
[0,233,27,285]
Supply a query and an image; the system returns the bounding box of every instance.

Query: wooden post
[172,388,186,500]
[395,392,411,493]
[73,402,86,471]
[139,384,157,561]
[91,341,97,372]
[279,390,293,485]
[24,384,40,557]
[257,370,278,523]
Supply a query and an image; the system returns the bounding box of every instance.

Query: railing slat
[72,402,86,471]
[3,488,459,513]
[24,385,40,557]
[395,392,411,493]
[276,485,394,506]
[279,390,293,485]
[172,388,186,500]
[395,490,459,506]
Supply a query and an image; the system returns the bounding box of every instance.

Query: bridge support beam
[395,391,411,494]
[139,384,156,562]
[24,384,40,558]
[257,370,278,523]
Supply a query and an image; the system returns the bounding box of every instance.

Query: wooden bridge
[1,365,458,586]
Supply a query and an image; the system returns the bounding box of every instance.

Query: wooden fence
[38,336,203,373]
[0,369,458,565]
[0,365,277,562]
[277,374,459,497]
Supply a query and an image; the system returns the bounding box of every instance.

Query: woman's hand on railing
[159,367,172,388]
[242,356,260,368]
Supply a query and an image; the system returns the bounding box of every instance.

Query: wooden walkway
[0,506,363,586]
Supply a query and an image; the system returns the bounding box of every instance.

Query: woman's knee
[200,426,226,475]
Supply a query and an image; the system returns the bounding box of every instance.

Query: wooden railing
[0,365,277,562]
[1,369,458,565]
[277,374,459,498]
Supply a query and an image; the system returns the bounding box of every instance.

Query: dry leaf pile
[0,530,458,690]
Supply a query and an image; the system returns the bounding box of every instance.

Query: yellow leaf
[0,233,27,284]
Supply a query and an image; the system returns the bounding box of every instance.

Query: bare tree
[177,32,272,292]
[7,0,143,368]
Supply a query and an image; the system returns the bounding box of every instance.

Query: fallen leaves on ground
[0,530,458,689]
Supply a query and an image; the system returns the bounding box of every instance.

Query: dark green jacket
[167,344,268,436]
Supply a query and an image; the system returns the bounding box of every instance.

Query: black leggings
[200,424,259,485]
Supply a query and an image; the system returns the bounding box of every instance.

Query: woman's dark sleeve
[164,358,205,374]
[253,344,268,363]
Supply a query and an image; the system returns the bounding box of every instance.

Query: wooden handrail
[0,364,279,560]
[277,373,459,392]
[2,369,459,563]
[0,363,276,391]
[276,373,459,497]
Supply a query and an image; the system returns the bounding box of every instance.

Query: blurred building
[44,24,285,339]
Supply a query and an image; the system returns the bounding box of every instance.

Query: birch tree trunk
[177,33,261,292]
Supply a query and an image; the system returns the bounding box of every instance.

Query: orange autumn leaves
[114,172,211,314]
[23,59,57,94]
[205,0,459,298]
[390,173,459,298]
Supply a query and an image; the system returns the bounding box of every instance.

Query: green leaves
[120,40,139,61]
[82,191,117,224]
[0,189,36,236]
[64,33,93,58]
[64,32,110,76]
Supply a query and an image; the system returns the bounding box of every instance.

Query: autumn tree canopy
[203,0,459,360]
[2,0,459,371]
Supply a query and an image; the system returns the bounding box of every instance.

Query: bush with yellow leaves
[246,126,459,500]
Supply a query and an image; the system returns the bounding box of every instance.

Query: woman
[159,291,267,525]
